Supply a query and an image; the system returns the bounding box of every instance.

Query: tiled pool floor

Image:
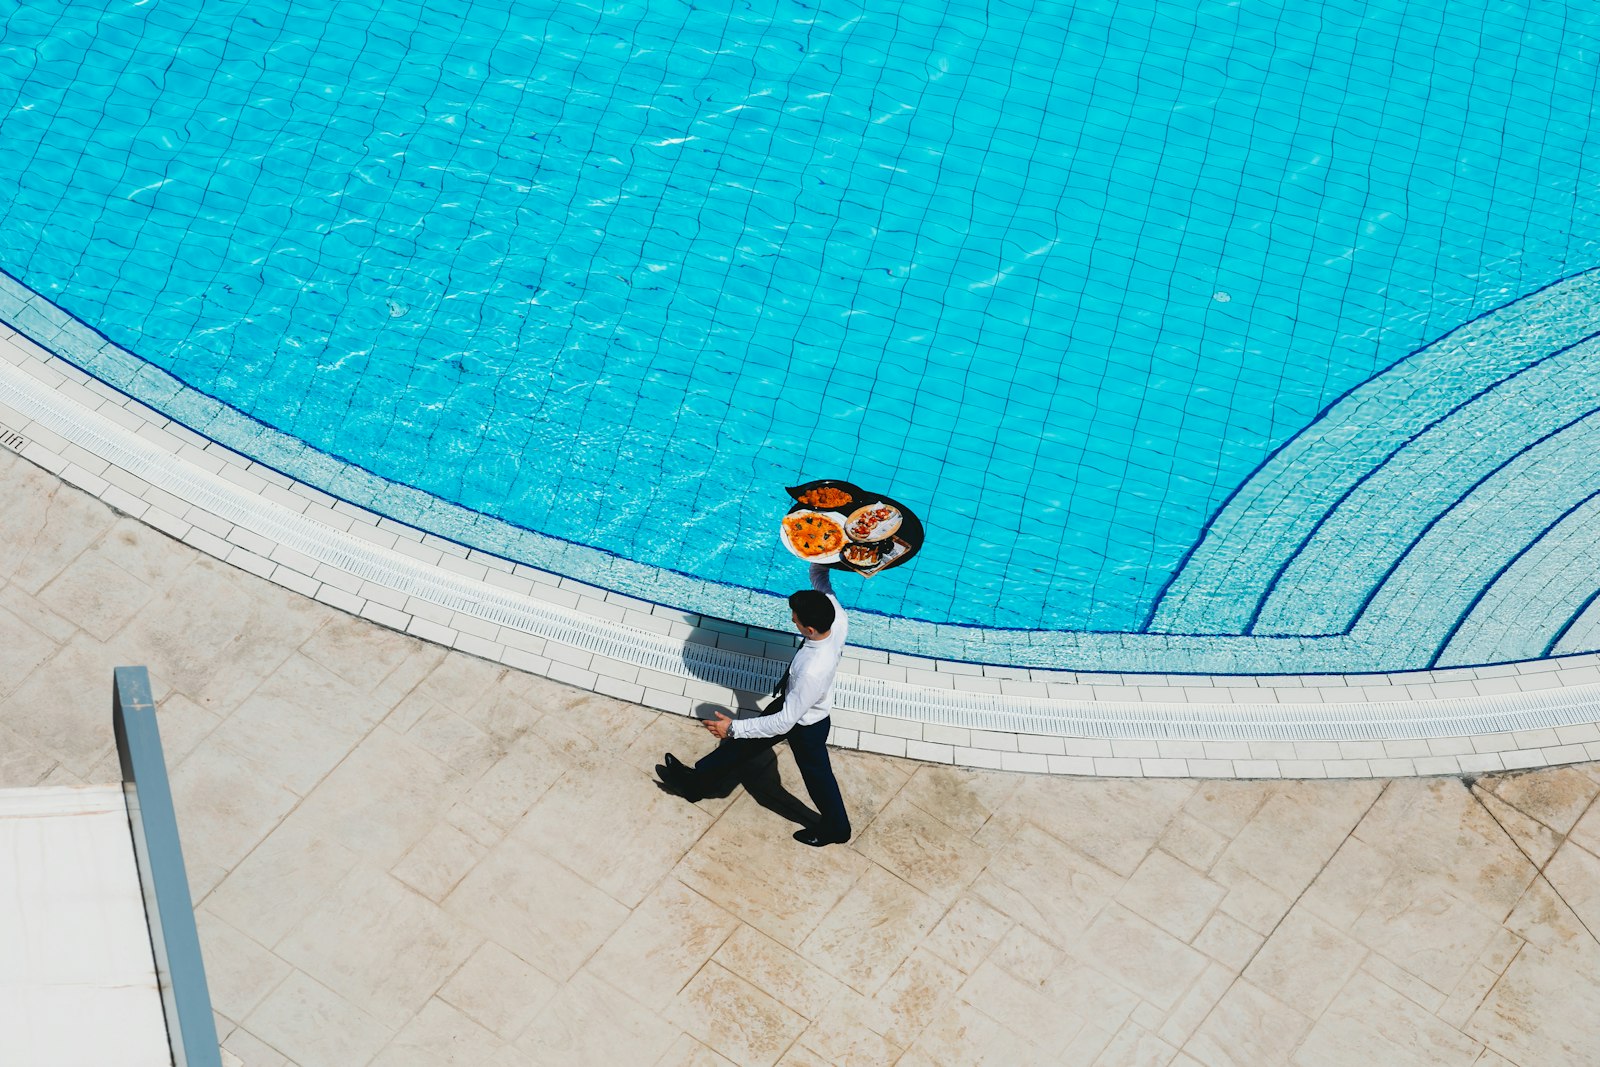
[0,462,1596,1064]
[5,324,1600,777]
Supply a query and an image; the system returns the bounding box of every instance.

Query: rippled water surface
[1,0,1597,630]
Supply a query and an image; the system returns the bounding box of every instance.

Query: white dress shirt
[730,566,847,740]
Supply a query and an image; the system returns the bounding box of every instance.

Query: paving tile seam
[6,341,1600,776]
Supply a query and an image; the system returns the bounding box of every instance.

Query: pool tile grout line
[7,338,1600,778]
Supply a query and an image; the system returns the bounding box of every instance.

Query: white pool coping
[4,324,1600,779]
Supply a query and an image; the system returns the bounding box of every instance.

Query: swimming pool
[3,0,1599,669]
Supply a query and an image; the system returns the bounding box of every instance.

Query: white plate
[845,502,902,542]
[779,510,849,563]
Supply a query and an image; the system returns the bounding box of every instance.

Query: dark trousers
[692,715,851,843]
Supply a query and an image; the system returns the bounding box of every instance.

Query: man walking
[659,564,851,846]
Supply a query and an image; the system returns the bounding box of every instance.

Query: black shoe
[658,753,704,801]
[793,828,847,848]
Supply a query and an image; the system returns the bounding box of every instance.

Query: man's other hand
[703,711,734,739]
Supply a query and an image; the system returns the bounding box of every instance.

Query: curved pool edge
[4,323,1599,780]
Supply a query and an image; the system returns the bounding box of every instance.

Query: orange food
[783,512,846,557]
[800,486,852,509]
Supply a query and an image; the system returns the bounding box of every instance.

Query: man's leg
[677,733,781,794]
[787,718,851,843]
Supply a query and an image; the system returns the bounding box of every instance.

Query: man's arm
[731,666,826,740]
[809,562,835,597]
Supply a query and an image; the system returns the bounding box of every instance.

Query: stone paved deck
[5,451,1600,1065]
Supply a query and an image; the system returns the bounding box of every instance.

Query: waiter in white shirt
[659,564,851,847]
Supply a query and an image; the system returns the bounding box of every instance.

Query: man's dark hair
[789,589,836,633]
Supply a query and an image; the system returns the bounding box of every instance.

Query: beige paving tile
[391,819,487,902]
[854,793,991,904]
[1080,904,1209,1012]
[1117,849,1226,941]
[278,723,459,868]
[1217,781,1382,899]
[972,821,1121,947]
[1468,943,1600,1066]
[655,1032,740,1067]
[899,764,1021,838]
[0,456,109,594]
[5,632,125,777]
[438,940,559,1042]
[1473,787,1562,867]
[957,957,1088,1054]
[515,969,678,1067]
[1297,835,1394,931]
[1569,794,1600,856]
[1354,779,1536,916]
[988,923,1066,988]
[1191,910,1265,972]
[0,601,57,706]
[1292,969,1480,1066]
[276,865,481,1029]
[922,893,1013,974]
[147,689,222,769]
[800,863,945,994]
[194,907,293,1024]
[508,749,711,908]
[1243,908,1367,1017]
[1543,839,1600,937]
[906,992,1056,1067]
[206,651,375,795]
[1094,1021,1180,1067]
[445,830,630,983]
[115,557,325,711]
[676,795,867,948]
[0,580,77,647]
[1157,811,1231,873]
[1181,780,1273,838]
[1210,861,1294,936]
[870,947,963,1048]
[300,610,428,692]
[1481,766,1600,834]
[246,969,396,1067]
[403,702,503,785]
[668,961,807,1067]
[369,997,504,1067]
[1351,871,1504,994]
[0,720,56,788]
[36,545,155,640]
[1157,961,1233,1048]
[828,748,915,830]
[1184,979,1312,1067]
[713,924,843,1022]
[1013,777,1195,876]
[218,1025,293,1067]
[202,818,362,949]
[585,878,740,1012]
[169,737,301,897]
[461,729,573,830]
[794,991,905,1067]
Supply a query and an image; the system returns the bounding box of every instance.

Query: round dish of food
[780,510,849,563]
[840,541,883,570]
[846,502,902,542]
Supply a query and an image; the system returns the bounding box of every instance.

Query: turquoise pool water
[1,0,1597,636]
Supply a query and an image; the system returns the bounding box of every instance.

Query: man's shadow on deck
[654,699,821,832]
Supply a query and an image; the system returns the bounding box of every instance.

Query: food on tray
[798,485,853,509]
[841,542,882,567]
[847,503,902,542]
[783,511,847,558]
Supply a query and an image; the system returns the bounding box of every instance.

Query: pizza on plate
[783,512,847,557]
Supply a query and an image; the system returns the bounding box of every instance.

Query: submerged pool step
[1151,268,1600,649]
